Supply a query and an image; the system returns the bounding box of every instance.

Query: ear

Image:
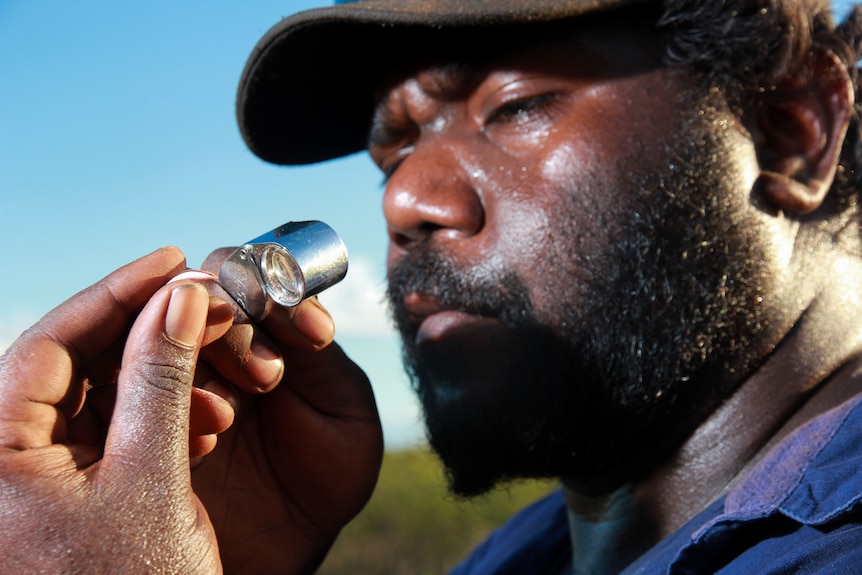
[756,48,854,214]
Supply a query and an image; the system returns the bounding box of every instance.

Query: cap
[237,0,646,166]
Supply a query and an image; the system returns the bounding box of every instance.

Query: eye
[484,93,562,127]
[377,146,413,186]
[369,97,419,186]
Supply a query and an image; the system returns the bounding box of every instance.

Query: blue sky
[0,1,420,448]
[1,1,858,448]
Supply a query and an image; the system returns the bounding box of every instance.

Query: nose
[382,139,485,250]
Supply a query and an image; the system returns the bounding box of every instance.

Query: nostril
[388,222,447,249]
[388,228,411,250]
[419,221,447,236]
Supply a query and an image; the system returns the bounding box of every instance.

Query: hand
[0,248,231,574]
[191,249,384,574]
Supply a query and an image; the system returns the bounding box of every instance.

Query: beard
[386,92,778,497]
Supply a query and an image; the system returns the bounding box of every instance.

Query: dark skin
[193,249,383,574]
[0,251,226,573]
[0,13,857,575]
[0,248,382,574]
[371,21,857,575]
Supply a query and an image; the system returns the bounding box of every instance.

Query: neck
[561,254,862,574]
[562,486,652,575]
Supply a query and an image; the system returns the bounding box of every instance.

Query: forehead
[373,5,666,103]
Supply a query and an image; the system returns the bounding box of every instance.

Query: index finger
[0,247,187,450]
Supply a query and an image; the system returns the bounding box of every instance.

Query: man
[1,0,861,573]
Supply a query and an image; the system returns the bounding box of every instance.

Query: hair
[656,1,862,239]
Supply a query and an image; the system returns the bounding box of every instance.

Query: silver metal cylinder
[219,220,348,321]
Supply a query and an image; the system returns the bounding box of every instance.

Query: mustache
[385,242,533,327]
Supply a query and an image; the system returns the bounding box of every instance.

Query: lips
[403,292,501,345]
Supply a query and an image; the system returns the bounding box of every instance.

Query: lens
[258,244,305,306]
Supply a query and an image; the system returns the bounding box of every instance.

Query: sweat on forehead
[368,22,667,153]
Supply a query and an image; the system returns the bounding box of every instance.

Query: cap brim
[237,0,642,165]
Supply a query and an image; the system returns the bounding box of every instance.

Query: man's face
[371,18,786,496]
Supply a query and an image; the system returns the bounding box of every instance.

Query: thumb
[102,281,209,480]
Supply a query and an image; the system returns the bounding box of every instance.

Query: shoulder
[633,394,862,574]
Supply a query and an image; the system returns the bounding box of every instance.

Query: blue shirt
[451,395,862,574]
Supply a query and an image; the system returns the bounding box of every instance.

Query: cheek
[539,138,601,183]
[486,148,618,318]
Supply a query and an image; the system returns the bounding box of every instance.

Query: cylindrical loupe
[219,220,348,321]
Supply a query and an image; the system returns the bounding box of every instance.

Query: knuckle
[136,356,194,398]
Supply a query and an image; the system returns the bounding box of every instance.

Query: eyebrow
[364,23,610,150]
[368,100,409,150]
[368,61,481,149]
[419,61,481,99]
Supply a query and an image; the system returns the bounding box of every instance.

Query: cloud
[0,310,38,354]
[318,256,396,338]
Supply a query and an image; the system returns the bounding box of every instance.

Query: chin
[408,324,605,497]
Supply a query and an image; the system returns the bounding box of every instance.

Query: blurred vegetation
[317,448,558,575]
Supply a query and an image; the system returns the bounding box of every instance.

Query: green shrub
[318,448,557,574]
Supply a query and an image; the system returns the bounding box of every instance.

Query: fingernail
[246,340,284,386]
[168,270,218,284]
[165,284,209,348]
[294,299,335,347]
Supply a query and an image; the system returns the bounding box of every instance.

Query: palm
[193,343,383,573]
